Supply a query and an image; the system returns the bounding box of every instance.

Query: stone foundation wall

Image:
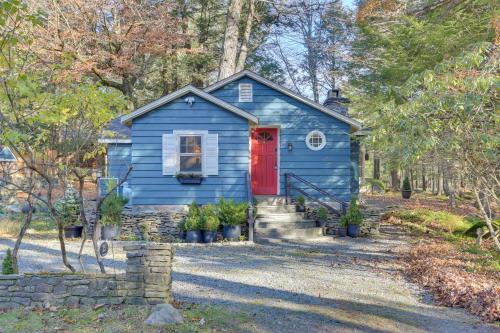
[120,206,187,242]
[0,244,173,309]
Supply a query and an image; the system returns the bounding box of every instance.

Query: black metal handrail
[285,173,347,215]
[245,172,254,242]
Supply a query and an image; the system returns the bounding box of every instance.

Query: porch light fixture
[288,142,293,151]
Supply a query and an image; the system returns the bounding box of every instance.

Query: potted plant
[337,215,348,237]
[100,194,128,240]
[55,187,83,238]
[344,198,363,237]
[218,197,248,241]
[184,201,202,243]
[295,195,306,212]
[201,204,219,243]
[176,173,203,185]
[402,176,412,199]
[315,207,328,228]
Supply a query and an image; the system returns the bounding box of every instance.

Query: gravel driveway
[0,227,497,333]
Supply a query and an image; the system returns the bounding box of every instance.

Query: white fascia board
[121,85,258,124]
[205,70,363,130]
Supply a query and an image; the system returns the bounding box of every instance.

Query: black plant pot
[185,230,202,243]
[296,205,305,212]
[347,224,360,238]
[402,190,412,199]
[223,225,241,241]
[337,227,347,237]
[64,226,83,238]
[316,219,327,228]
[203,231,217,243]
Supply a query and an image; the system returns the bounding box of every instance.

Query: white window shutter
[205,134,218,176]
[162,134,176,175]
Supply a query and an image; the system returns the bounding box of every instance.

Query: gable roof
[0,146,17,162]
[121,85,259,125]
[204,70,362,130]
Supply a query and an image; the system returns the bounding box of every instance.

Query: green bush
[2,249,14,274]
[316,207,328,221]
[218,197,248,226]
[341,198,363,226]
[201,204,220,232]
[101,194,128,226]
[295,195,305,206]
[366,178,385,191]
[402,176,411,192]
[54,187,81,226]
[184,201,202,231]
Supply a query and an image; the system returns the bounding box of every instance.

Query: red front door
[251,128,278,195]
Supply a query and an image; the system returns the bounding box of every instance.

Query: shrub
[402,176,411,192]
[183,201,202,231]
[201,204,220,232]
[295,195,305,206]
[316,207,328,221]
[101,194,128,226]
[366,178,385,192]
[218,197,248,226]
[341,198,363,225]
[54,187,81,226]
[2,249,14,274]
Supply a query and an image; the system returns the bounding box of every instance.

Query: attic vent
[238,83,253,102]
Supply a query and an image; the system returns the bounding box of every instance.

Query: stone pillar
[123,243,173,305]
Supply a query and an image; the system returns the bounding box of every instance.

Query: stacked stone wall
[0,243,173,309]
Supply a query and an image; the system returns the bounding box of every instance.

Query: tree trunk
[390,169,399,191]
[219,0,245,80]
[51,206,76,272]
[235,0,255,72]
[473,188,500,251]
[12,198,33,274]
[373,157,380,179]
[422,164,427,192]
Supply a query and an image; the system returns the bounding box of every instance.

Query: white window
[239,83,253,102]
[162,131,218,176]
[179,135,202,173]
[306,130,326,151]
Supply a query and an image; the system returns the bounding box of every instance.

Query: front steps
[253,196,325,242]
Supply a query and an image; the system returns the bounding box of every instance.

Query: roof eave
[121,85,258,125]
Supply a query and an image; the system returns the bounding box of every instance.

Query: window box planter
[64,226,83,238]
[176,174,203,185]
[223,225,241,241]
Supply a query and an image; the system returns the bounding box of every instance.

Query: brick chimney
[323,89,350,116]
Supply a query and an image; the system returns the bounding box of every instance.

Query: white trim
[306,130,326,151]
[205,70,362,130]
[121,85,258,124]
[98,138,132,144]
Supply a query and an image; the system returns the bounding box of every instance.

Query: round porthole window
[306,130,326,151]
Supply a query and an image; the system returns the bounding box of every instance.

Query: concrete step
[254,235,328,244]
[255,227,324,239]
[255,220,316,229]
[255,212,306,222]
[256,205,296,214]
[254,196,287,206]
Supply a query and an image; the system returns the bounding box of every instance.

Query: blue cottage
[102,71,363,216]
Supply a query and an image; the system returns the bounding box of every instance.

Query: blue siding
[210,77,353,201]
[107,144,132,180]
[130,93,249,205]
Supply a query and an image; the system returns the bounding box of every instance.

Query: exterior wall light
[288,142,293,151]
